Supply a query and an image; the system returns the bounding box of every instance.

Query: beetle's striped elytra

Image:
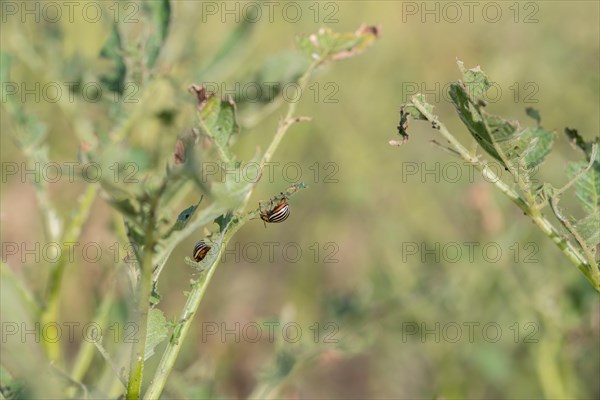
[193,240,211,262]
[260,197,290,224]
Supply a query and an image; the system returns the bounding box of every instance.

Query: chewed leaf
[520,127,554,169]
[574,212,600,248]
[296,25,379,64]
[449,63,554,170]
[567,160,600,214]
[457,60,491,100]
[449,82,504,163]
[144,309,169,361]
[190,85,238,163]
[215,211,234,233]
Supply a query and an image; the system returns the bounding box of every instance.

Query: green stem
[412,98,599,291]
[144,59,319,399]
[126,199,159,399]
[143,213,255,399]
[40,184,98,361]
[241,61,318,210]
[549,197,599,282]
[152,203,227,283]
[260,62,317,166]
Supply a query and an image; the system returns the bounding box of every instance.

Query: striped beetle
[193,240,211,262]
[260,197,290,224]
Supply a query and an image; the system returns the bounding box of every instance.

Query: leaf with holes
[567,160,600,214]
[144,309,169,361]
[296,25,379,64]
[574,212,600,248]
[190,85,238,163]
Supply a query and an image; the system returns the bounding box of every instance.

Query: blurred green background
[1,1,599,399]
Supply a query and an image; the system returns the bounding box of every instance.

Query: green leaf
[567,161,600,214]
[190,85,238,163]
[296,25,379,64]
[144,309,169,361]
[574,212,600,248]
[99,23,126,94]
[143,0,171,69]
[457,60,491,100]
[519,127,555,169]
[171,197,203,232]
[215,211,234,233]
[449,62,554,169]
[449,82,504,162]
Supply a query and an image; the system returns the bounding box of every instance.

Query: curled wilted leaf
[190,84,212,110]
[174,139,185,165]
[391,94,435,146]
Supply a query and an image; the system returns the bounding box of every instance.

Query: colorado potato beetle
[260,197,290,224]
[193,240,211,262]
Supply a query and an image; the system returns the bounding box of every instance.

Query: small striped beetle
[260,197,290,224]
[193,240,211,262]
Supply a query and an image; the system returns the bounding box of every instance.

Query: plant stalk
[126,199,159,398]
[412,98,599,291]
[40,184,98,361]
[143,213,254,399]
